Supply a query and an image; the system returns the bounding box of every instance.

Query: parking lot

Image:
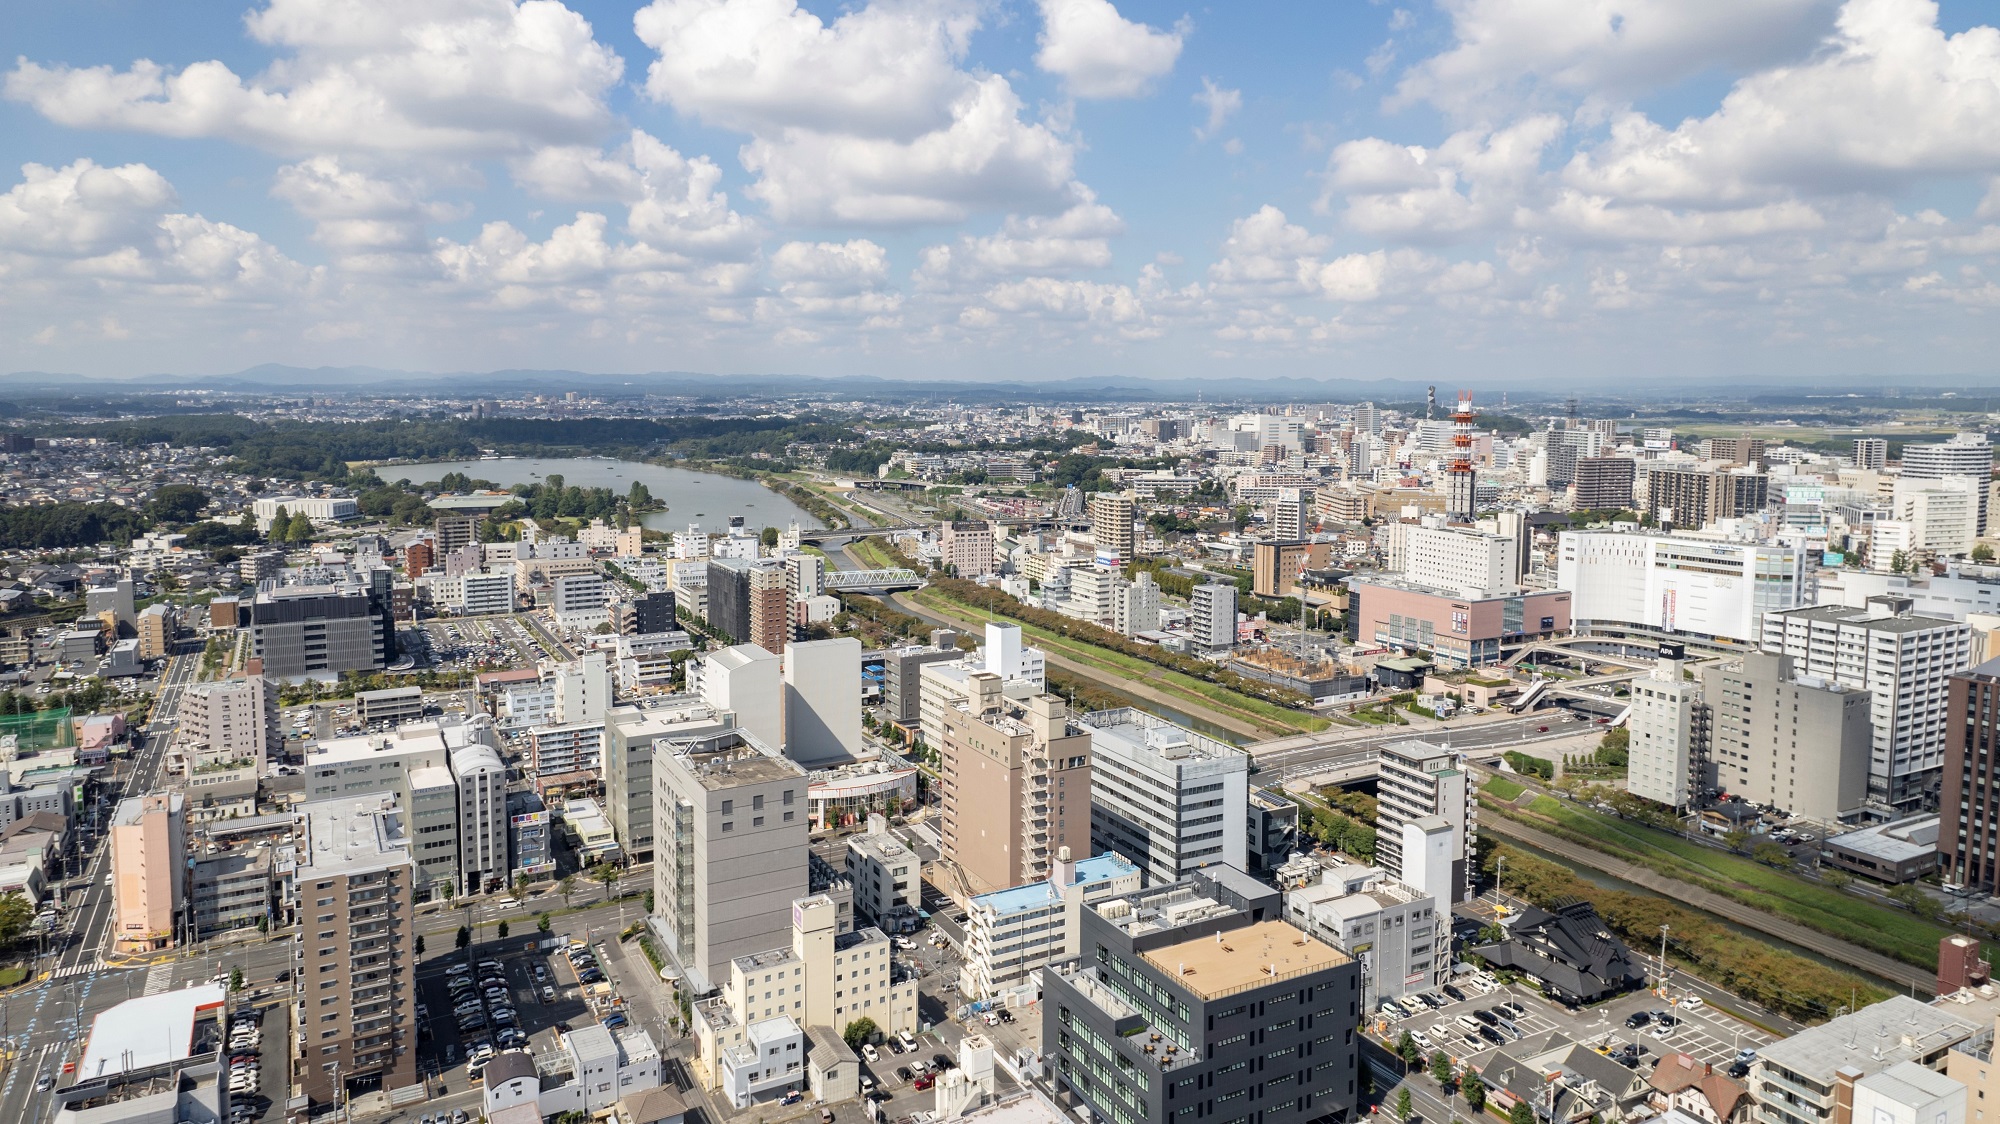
[1375,973,1775,1078]
[414,932,629,1091]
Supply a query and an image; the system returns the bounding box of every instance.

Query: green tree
[1463,1071,1486,1112]
[1722,830,1749,853]
[1397,1030,1420,1066]
[560,875,578,907]
[497,920,510,939]
[415,934,425,955]
[1750,842,1793,867]
[593,862,620,903]
[1822,869,1853,891]
[0,892,32,948]
[643,889,655,913]
[1976,544,1996,563]
[760,526,779,548]
[146,484,210,524]
[1890,549,1910,574]
[456,925,471,951]
[513,874,530,901]
[229,967,244,991]
[286,510,315,543]
[1431,1050,1453,1086]
[842,1017,880,1049]
[538,912,553,934]
[1888,883,1944,920]
[1511,1100,1536,1124]
[266,505,290,543]
[1394,1088,1413,1124]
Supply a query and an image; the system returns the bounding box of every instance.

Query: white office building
[1284,864,1445,1006]
[958,850,1142,1001]
[1190,582,1238,654]
[1627,644,1701,809]
[698,645,783,756]
[1079,709,1249,885]
[1762,596,1974,809]
[1398,522,1520,595]
[1559,529,1808,646]
[782,639,862,766]
[1900,432,1992,533]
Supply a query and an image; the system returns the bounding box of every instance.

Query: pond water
[391,457,823,535]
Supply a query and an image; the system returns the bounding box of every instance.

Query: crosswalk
[143,963,173,995]
[46,959,105,980]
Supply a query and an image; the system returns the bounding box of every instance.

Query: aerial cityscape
[7,5,2000,1124]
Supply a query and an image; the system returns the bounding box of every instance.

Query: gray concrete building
[879,642,962,727]
[248,575,395,678]
[1375,740,1474,905]
[1043,866,1359,1124]
[1702,651,1871,824]
[1080,709,1249,886]
[651,729,809,994]
[603,700,734,864]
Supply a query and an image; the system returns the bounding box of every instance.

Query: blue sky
[4,0,2000,383]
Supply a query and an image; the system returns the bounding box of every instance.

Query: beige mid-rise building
[295,795,418,1108]
[177,674,280,772]
[938,676,1092,896]
[111,791,186,953]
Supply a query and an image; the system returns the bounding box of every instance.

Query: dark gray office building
[619,590,677,636]
[704,558,753,644]
[1044,866,1360,1124]
[880,641,963,725]
[248,572,396,678]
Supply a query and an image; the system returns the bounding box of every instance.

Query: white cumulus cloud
[1034,0,1186,99]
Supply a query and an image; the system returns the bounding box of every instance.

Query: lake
[390,457,824,535]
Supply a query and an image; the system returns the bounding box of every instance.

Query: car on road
[1676,996,1705,1011]
[36,1073,54,1091]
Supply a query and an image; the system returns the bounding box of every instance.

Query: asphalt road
[0,649,197,1124]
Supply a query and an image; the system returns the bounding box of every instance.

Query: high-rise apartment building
[748,563,791,654]
[1115,571,1161,637]
[1253,540,1330,599]
[1901,433,1993,533]
[1702,651,1871,823]
[619,590,677,636]
[111,791,186,953]
[1189,582,1237,654]
[1941,657,2000,894]
[879,641,963,726]
[1644,468,1769,529]
[1273,488,1308,540]
[1572,456,1637,511]
[1626,644,1702,809]
[177,674,280,772]
[1081,710,1248,885]
[939,678,1093,895]
[136,602,174,659]
[1763,596,1973,808]
[1044,867,1360,1124]
[295,794,417,1108]
[1707,435,1768,467]
[651,729,809,993]
[435,512,480,555]
[1375,741,1474,904]
[698,644,783,754]
[1855,437,1889,471]
[938,520,995,577]
[1088,492,1136,567]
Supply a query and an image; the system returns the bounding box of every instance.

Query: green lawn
[0,965,27,988]
[908,588,1328,737]
[1491,794,1954,969]
[1482,776,1524,801]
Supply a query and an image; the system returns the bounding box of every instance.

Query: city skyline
[5,0,2000,382]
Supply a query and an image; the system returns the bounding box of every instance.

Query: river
[390,457,823,535]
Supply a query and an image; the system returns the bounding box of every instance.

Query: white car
[862,1044,880,1064]
[1676,996,1705,1011]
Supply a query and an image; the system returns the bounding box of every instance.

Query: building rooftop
[1080,709,1248,770]
[1756,996,1977,1084]
[667,729,802,788]
[847,829,917,866]
[78,983,227,1080]
[308,723,449,766]
[1138,919,1350,1000]
[1826,816,1940,864]
[299,794,410,877]
[1770,602,1963,633]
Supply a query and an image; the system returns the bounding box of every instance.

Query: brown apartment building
[939,673,1093,895]
[296,794,417,1107]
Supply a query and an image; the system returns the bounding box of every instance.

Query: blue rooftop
[972,853,1138,917]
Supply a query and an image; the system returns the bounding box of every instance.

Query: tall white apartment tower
[1626,643,1701,809]
[1762,596,1973,810]
[1190,583,1237,655]
[1376,740,1474,904]
[1901,433,1993,534]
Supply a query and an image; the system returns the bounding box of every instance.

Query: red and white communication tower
[1447,390,1478,521]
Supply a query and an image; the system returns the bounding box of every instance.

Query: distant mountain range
[4,364,1999,404]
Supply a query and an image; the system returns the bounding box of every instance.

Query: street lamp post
[1658,924,1671,991]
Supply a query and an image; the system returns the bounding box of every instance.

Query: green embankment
[1481,780,1953,970]
[906,586,1327,737]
